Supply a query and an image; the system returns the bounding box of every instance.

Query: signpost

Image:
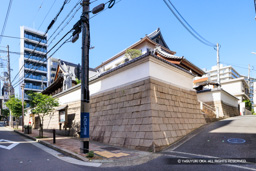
[80,112,89,138]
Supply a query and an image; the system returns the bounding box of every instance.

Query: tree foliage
[75,78,81,84]
[125,49,142,60]
[243,99,252,111]
[28,92,59,137]
[2,108,9,118]
[5,96,26,128]
[5,96,23,118]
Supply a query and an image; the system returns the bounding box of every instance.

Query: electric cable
[0,0,13,44]
[12,29,73,88]
[163,0,216,48]
[167,0,215,47]
[90,0,122,20]
[12,0,70,84]
[48,0,82,43]
[38,0,57,31]
[13,35,73,89]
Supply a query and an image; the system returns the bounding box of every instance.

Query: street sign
[80,112,89,138]
[0,139,19,150]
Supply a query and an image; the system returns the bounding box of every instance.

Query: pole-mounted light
[72,3,106,43]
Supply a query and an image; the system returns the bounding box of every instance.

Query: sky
[0,0,255,94]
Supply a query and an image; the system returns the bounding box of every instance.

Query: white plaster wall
[197,91,214,102]
[90,61,150,95]
[221,81,242,95]
[149,61,194,90]
[197,90,238,107]
[54,87,81,105]
[56,56,196,104]
[220,91,238,107]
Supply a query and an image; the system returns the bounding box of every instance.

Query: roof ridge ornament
[153,45,181,59]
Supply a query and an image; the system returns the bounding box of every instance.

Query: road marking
[166,151,256,171]
[24,139,102,167]
[170,132,198,151]
[0,139,19,150]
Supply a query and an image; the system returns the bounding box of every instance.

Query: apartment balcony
[24,75,47,82]
[24,64,47,73]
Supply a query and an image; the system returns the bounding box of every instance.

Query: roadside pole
[7,45,12,127]
[216,43,220,85]
[21,83,25,132]
[80,0,90,154]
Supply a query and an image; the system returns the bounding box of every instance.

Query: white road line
[170,133,198,151]
[24,139,102,167]
[0,139,19,150]
[167,151,256,171]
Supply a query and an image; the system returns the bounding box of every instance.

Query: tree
[28,92,59,137]
[243,99,252,111]
[5,96,25,129]
[125,49,142,60]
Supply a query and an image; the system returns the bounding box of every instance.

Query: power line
[220,61,256,71]
[89,0,123,20]
[12,29,73,88]
[0,0,13,44]
[38,0,57,31]
[48,1,82,46]
[12,0,70,84]
[0,35,23,40]
[13,0,124,87]
[163,0,216,48]
[166,0,215,47]
[0,49,23,55]
[13,35,73,89]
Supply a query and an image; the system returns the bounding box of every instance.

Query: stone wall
[90,78,206,151]
[205,101,239,118]
[149,79,206,151]
[25,77,207,151]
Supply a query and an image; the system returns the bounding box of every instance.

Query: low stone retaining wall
[90,78,206,151]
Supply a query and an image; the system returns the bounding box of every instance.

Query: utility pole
[248,64,250,83]
[80,0,90,154]
[216,43,220,86]
[7,45,12,127]
[21,83,25,132]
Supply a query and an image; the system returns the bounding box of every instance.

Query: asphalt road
[1,116,256,171]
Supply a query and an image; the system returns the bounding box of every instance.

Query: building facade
[48,57,59,85]
[244,77,256,105]
[19,26,47,101]
[203,64,240,83]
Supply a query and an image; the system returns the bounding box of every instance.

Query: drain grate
[227,138,246,144]
[101,147,120,151]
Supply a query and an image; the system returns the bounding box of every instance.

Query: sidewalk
[8,126,160,167]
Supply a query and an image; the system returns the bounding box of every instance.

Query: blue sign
[80,112,89,138]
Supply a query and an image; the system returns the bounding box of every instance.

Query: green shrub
[87,151,94,158]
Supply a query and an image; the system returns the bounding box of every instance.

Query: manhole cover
[227,138,246,144]
[101,147,119,151]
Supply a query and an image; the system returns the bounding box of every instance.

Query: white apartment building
[19,26,47,101]
[204,64,240,83]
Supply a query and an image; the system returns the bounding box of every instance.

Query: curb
[12,129,158,167]
[13,130,89,162]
